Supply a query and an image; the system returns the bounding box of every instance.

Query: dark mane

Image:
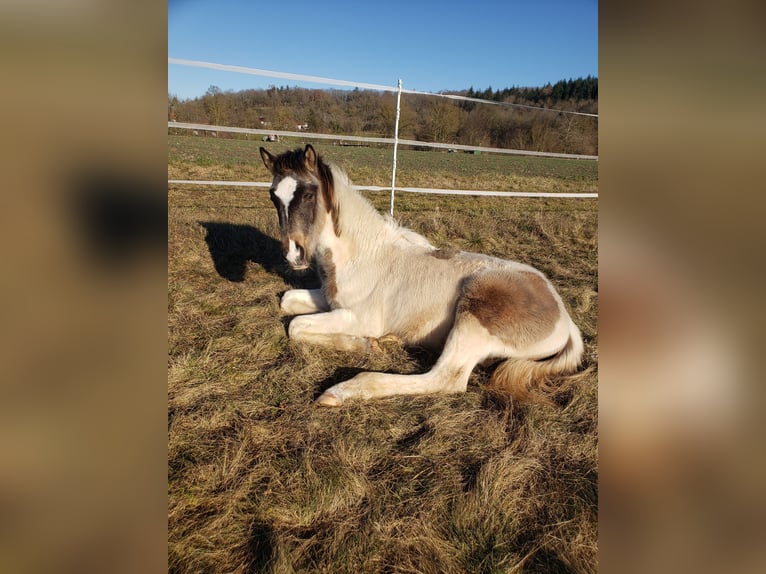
[316,158,339,236]
[269,148,312,177]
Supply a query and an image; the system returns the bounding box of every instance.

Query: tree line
[465,76,597,104]
[168,77,597,155]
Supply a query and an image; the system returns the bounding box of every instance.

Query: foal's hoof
[368,334,402,353]
[315,392,343,407]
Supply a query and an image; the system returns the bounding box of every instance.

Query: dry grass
[168,138,597,573]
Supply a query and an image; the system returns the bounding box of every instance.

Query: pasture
[168,135,598,573]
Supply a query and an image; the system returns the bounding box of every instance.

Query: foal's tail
[489,319,584,404]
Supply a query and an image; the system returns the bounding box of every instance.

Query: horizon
[168,72,599,102]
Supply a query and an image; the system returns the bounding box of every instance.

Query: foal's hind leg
[316,313,504,406]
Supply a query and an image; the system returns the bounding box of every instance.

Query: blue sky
[168,0,597,100]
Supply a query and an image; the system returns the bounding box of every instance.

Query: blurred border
[0,2,167,573]
[600,1,766,572]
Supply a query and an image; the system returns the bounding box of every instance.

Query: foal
[259,144,583,406]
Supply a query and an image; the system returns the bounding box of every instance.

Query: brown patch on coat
[430,248,459,260]
[458,271,560,348]
[318,248,338,308]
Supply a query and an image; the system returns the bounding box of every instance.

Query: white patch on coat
[286,239,303,266]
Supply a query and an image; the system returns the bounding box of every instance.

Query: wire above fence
[169,57,396,92]
[169,57,598,118]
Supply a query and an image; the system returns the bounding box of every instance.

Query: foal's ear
[304,144,318,173]
[259,147,276,174]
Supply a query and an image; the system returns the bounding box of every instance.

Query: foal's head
[259,144,336,270]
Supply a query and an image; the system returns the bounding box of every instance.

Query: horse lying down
[259,144,583,407]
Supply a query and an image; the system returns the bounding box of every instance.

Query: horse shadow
[199,221,320,289]
[244,519,275,572]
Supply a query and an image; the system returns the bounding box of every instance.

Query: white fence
[168,58,598,212]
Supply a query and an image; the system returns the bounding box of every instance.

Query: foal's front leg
[280,288,329,315]
[288,308,376,353]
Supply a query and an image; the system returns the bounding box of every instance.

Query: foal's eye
[303,191,315,201]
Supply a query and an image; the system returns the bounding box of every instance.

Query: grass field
[168,135,598,194]
[168,135,598,573]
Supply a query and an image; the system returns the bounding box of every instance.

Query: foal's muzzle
[285,240,309,270]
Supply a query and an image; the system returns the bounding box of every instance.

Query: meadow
[168,134,598,573]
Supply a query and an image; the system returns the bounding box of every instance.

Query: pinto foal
[259,144,583,406]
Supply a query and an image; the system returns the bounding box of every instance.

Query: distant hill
[169,77,598,156]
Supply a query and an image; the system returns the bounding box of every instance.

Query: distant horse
[259,144,583,406]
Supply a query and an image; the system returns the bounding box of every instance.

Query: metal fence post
[389,79,402,216]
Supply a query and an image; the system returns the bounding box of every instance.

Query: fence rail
[168,179,598,199]
[168,58,599,208]
[169,122,598,161]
